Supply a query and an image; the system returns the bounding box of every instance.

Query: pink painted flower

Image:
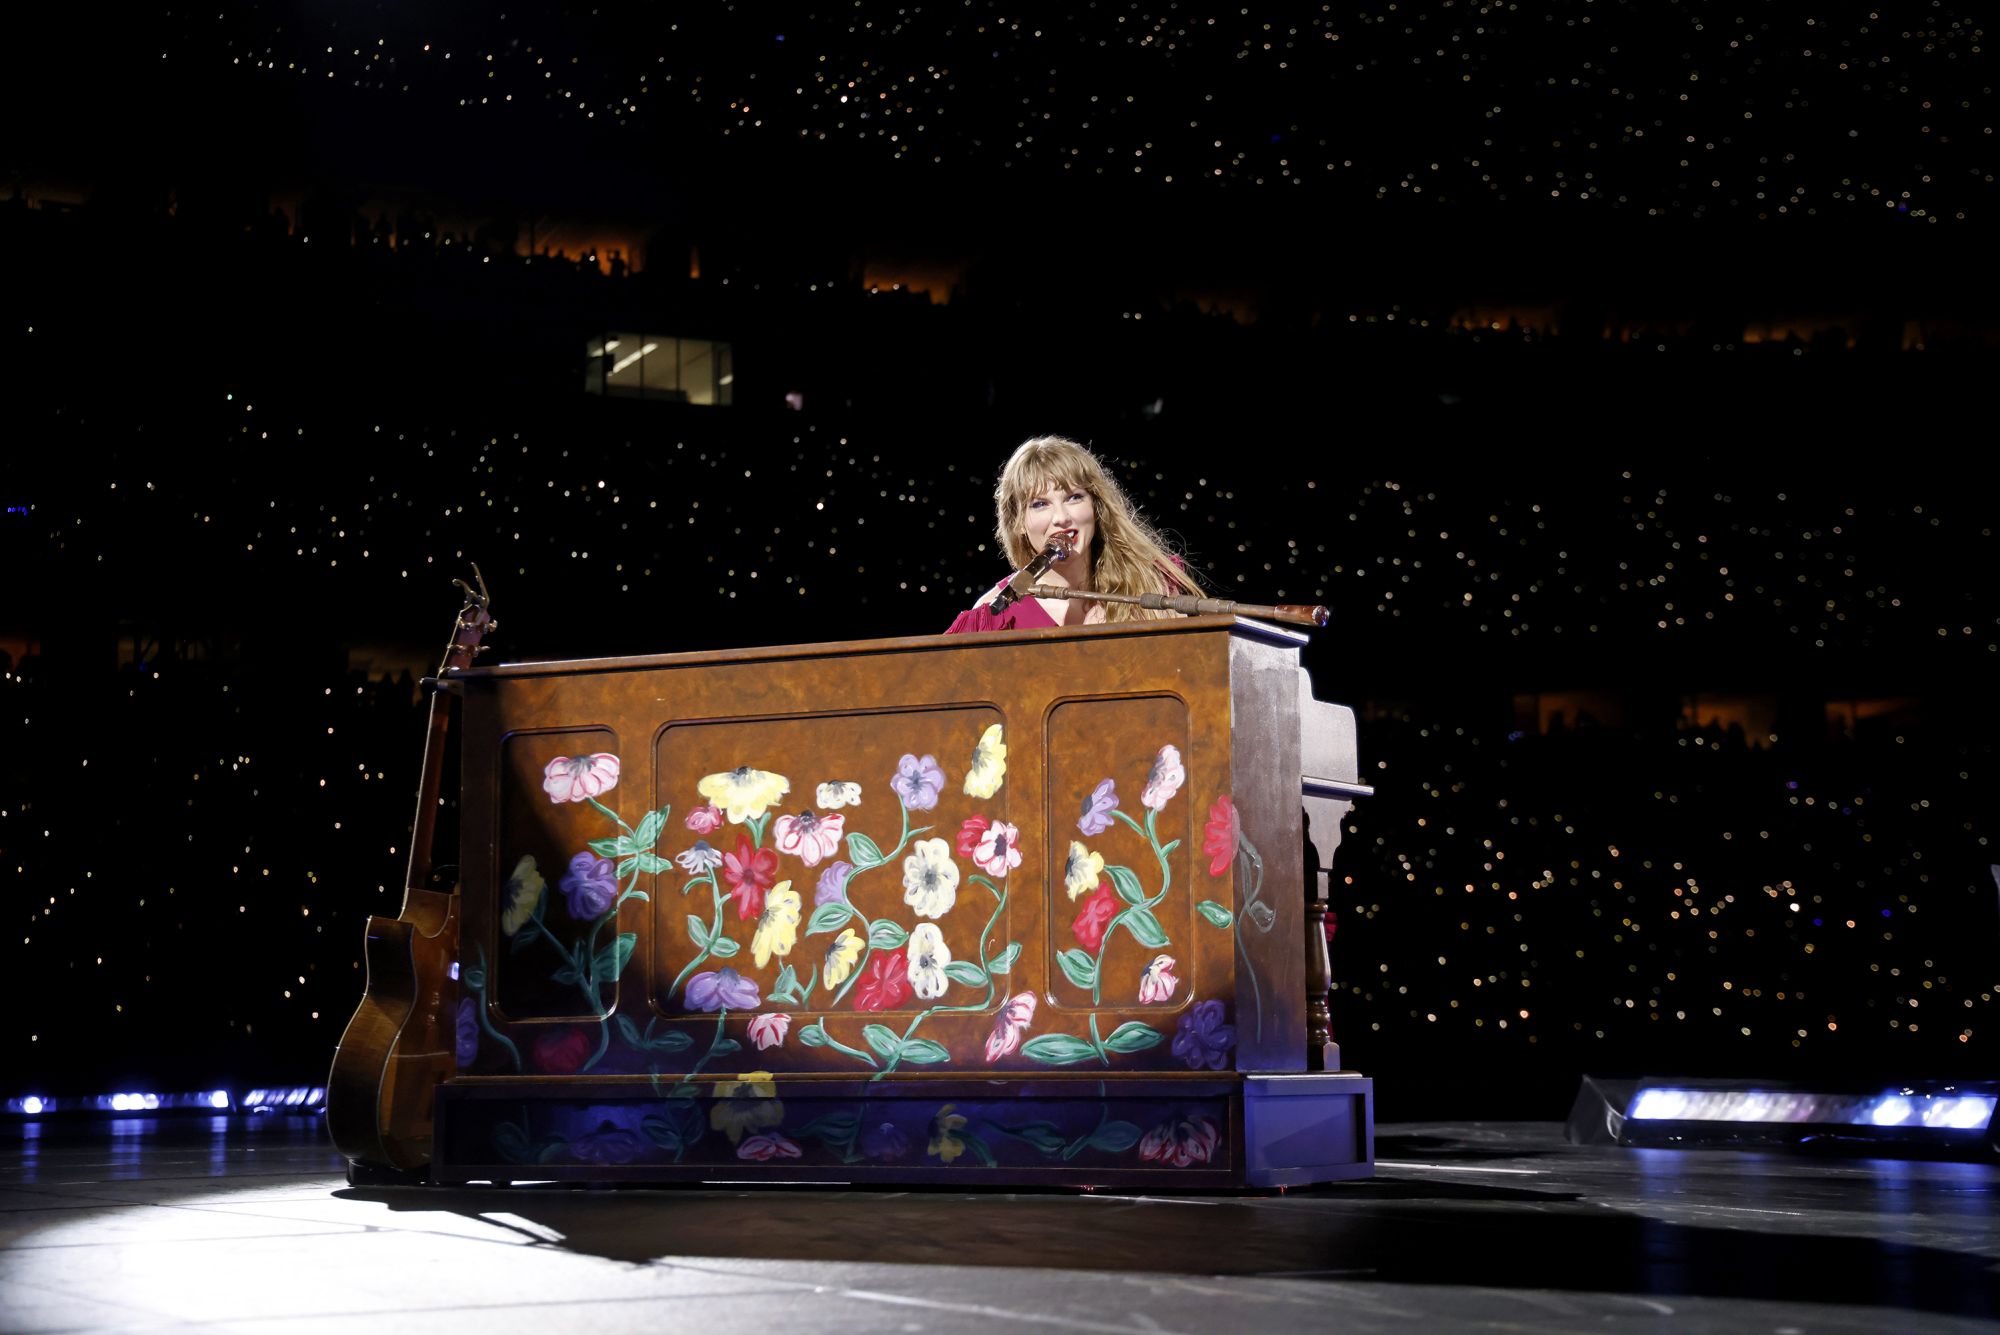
[1138,1114,1220,1167]
[1139,954,1179,1004]
[1072,880,1118,953]
[955,814,990,858]
[972,820,1023,879]
[1140,744,1185,812]
[531,1026,593,1074]
[1202,795,1240,877]
[772,810,845,867]
[748,1012,791,1051]
[685,801,726,834]
[542,753,620,804]
[736,1132,803,1161]
[984,991,1037,1062]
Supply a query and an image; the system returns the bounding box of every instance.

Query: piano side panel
[1227,635,1309,1072]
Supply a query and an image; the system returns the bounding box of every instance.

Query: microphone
[990,535,1071,613]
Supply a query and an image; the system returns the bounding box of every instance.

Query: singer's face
[1023,483,1095,564]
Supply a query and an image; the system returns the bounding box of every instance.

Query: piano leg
[1303,809,1339,1072]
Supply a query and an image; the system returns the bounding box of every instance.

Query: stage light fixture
[1569,1076,2000,1160]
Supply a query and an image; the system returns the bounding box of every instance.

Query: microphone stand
[1026,585,1329,629]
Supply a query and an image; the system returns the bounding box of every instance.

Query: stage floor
[2,1115,1996,1333]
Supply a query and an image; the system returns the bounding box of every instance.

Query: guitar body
[326,568,492,1177]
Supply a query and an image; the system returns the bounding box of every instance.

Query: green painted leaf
[647,1030,694,1053]
[1122,906,1171,949]
[623,889,651,903]
[633,807,668,852]
[963,1131,998,1167]
[587,835,626,858]
[462,967,486,991]
[1247,901,1278,932]
[552,966,582,987]
[708,935,741,959]
[531,890,548,924]
[769,964,799,1001]
[1158,838,1181,858]
[1196,900,1235,929]
[1056,949,1097,989]
[798,1021,830,1048]
[1101,1021,1165,1054]
[1108,864,1147,906]
[491,1122,532,1163]
[1021,1033,1101,1066]
[1086,1120,1144,1153]
[806,902,852,936]
[632,851,672,875]
[987,941,1021,974]
[616,856,637,878]
[868,919,909,950]
[711,1039,742,1057]
[847,832,885,869]
[793,1111,861,1142]
[615,1014,643,1047]
[943,960,986,986]
[639,1114,683,1152]
[508,929,537,954]
[592,932,638,983]
[861,1024,905,1060]
[686,915,712,949]
[895,1038,951,1065]
[1000,1120,1067,1156]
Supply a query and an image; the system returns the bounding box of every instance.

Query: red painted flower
[854,951,913,1012]
[1139,1114,1220,1167]
[955,814,991,858]
[1203,795,1240,878]
[531,1026,593,1074]
[721,835,779,920]
[1071,879,1119,953]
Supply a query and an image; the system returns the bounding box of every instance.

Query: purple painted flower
[1077,777,1120,836]
[891,753,947,812]
[568,1125,647,1165]
[862,1121,912,1161]
[1171,999,1237,1072]
[686,967,761,1012]
[454,997,479,1066]
[815,859,854,907]
[559,851,619,919]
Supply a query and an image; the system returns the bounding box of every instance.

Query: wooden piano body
[334,615,1373,1187]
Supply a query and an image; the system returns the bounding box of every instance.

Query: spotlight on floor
[1567,1076,2000,1160]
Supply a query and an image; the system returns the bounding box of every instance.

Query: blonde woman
[945,436,1204,634]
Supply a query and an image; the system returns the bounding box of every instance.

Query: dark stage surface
[3,1116,1996,1333]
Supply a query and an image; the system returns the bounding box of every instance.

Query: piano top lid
[444,614,1310,681]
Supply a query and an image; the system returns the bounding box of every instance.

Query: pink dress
[943,581,1058,635]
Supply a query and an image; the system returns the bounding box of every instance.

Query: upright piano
[331,614,1374,1187]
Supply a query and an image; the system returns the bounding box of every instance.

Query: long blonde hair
[994,436,1206,621]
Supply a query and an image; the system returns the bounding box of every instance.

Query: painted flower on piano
[531,1025,594,1075]
[853,951,913,1011]
[773,809,845,866]
[721,836,780,920]
[542,752,621,804]
[815,859,854,906]
[500,854,544,935]
[1141,744,1186,811]
[558,852,619,919]
[709,1072,783,1144]
[737,1132,802,1161]
[955,814,990,858]
[454,997,479,1066]
[815,781,863,809]
[751,882,802,968]
[984,990,1038,1062]
[1139,954,1180,1004]
[747,1012,791,1051]
[675,840,723,876]
[972,820,1024,879]
[1063,841,1105,900]
[905,922,953,1000]
[1171,999,1237,1072]
[901,837,961,919]
[963,723,1008,799]
[1202,795,1240,877]
[1138,1113,1220,1167]
[685,801,726,834]
[890,752,946,811]
[927,1104,970,1163]
[1070,879,1119,952]
[697,766,792,824]
[686,967,761,1012]
[1077,777,1120,836]
[821,928,865,987]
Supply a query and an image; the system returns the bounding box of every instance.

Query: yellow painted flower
[822,927,865,988]
[963,724,1006,799]
[927,1103,968,1163]
[710,1072,783,1144]
[751,881,801,968]
[697,766,792,823]
[501,854,545,934]
[1063,841,1105,901]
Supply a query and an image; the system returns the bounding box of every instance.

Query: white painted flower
[900,837,960,919]
[906,922,952,1001]
[816,781,862,809]
[1141,744,1186,811]
[972,820,1024,879]
[542,752,620,804]
[1139,955,1180,1004]
[772,810,845,866]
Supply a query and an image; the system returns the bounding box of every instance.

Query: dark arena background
[4,3,1999,1330]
